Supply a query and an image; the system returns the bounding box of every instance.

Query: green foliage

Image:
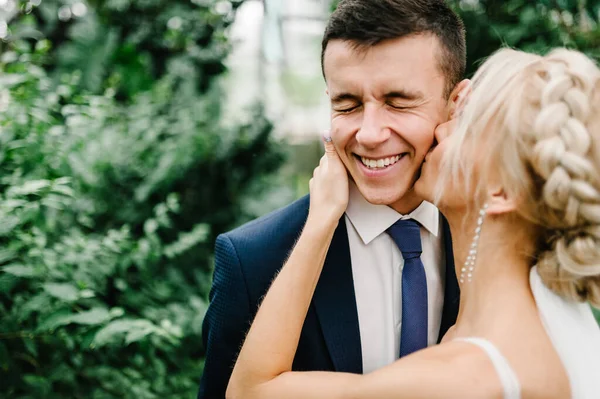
[448,0,600,76]
[21,0,244,99]
[0,1,284,397]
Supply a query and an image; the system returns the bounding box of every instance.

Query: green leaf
[50,184,75,197]
[2,264,37,278]
[23,374,51,396]
[92,319,157,348]
[9,180,51,196]
[0,74,28,88]
[23,337,38,357]
[80,326,102,349]
[42,282,79,302]
[69,307,110,326]
[78,289,95,299]
[19,294,51,321]
[0,249,17,265]
[1,199,27,210]
[125,326,154,345]
[0,215,22,237]
[109,307,125,318]
[163,223,210,259]
[37,309,75,331]
[37,307,111,331]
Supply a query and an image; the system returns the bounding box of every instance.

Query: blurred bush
[447,0,600,75]
[0,0,284,397]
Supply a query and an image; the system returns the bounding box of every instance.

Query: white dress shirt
[344,183,446,373]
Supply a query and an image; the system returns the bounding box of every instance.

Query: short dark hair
[322,0,466,97]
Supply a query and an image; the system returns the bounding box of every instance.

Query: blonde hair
[438,48,600,307]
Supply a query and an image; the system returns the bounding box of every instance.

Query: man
[198,1,469,397]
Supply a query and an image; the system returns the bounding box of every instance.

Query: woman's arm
[226,136,499,399]
[226,137,350,399]
[229,339,501,399]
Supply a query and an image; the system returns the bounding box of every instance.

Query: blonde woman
[226,48,600,399]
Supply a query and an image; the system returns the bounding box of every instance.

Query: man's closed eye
[336,105,360,113]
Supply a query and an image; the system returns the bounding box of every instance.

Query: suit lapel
[437,214,460,342]
[313,218,363,374]
[312,213,458,366]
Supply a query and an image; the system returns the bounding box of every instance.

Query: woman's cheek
[429,141,446,171]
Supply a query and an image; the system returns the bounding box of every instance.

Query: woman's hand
[308,134,349,226]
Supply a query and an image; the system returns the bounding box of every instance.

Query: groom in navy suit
[199,1,469,398]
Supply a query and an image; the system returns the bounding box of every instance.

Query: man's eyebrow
[384,90,424,101]
[330,93,361,104]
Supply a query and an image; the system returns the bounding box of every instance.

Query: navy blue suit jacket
[198,195,459,399]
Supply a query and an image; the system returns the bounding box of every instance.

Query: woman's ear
[447,79,471,119]
[486,185,518,215]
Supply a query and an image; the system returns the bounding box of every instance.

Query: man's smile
[355,153,407,169]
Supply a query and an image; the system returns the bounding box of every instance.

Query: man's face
[323,35,448,213]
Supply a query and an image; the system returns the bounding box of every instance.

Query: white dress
[458,267,600,399]
[530,266,600,398]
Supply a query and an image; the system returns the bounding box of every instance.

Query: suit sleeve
[198,234,252,399]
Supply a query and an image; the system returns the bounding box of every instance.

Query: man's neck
[389,188,425,215]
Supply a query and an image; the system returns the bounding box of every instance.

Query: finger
[322,129,332,144]
[319,154,327,167]
[322,133,338,160]
[434,120,454,143]
[455,81,472,114]
[324,138,336,156]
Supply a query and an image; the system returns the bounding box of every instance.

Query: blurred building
[222,0,331,144]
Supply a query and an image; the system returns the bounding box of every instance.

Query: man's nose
[355,105,390,148]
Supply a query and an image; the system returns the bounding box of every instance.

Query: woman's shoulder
[448,336,569,399]
[352,340,507,399]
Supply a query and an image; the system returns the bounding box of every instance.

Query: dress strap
[455,337,521,399]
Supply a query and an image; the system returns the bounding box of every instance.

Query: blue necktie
[387,219,428,358]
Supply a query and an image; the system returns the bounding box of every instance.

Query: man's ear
[486,185,518,215]
[447,79,471,119]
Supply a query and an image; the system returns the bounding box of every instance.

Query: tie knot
[387,219,422,259]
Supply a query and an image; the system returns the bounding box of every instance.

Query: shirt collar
[345,182,440,245]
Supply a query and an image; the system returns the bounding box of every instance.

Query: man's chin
[355,184,409,207]
[351,167,422,208]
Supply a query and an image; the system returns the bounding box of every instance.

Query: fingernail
[323,129,332,142]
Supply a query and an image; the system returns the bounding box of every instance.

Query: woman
[226,48,600,398]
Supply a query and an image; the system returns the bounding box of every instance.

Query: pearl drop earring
[460,203,488,284]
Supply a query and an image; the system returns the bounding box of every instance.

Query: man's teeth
[360,155,402,169]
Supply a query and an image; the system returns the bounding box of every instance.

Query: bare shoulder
[348,341,505,399]
[440,325,457,343]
